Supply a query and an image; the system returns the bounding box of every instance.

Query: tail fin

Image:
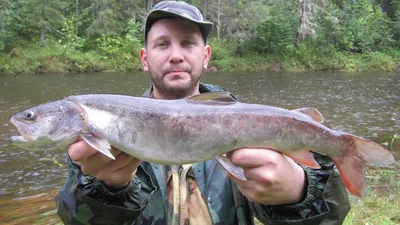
[348,134,396,167]
[333,155,366,197]
[333,134,396,197]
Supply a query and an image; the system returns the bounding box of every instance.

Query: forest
[1,0,400,74]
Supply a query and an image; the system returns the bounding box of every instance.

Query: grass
[343,166,400,225]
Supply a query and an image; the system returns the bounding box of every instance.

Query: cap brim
[145,10,213,40]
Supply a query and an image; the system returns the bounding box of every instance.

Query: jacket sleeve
[56,156,157,225]
[250,154,351,224]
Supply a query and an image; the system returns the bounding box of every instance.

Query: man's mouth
[163,71,190,81]
[163,67,191,76]
[165,71,187,76]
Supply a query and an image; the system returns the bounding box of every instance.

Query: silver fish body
[9,93,396,197]
[62,95,337,163]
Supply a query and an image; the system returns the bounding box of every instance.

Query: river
[0,71,399,224]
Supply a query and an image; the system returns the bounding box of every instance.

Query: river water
[0,71,399,224]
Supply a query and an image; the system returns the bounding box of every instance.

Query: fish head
[8,100,84,151]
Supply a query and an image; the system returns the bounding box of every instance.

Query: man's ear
[203,45,212,69]
[139,48,149,71]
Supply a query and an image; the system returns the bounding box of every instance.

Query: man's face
[139,18,211,99]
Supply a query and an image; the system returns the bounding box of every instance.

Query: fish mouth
[9,116,34,143]
[8,135,29,143]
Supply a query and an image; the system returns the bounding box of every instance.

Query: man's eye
[156,42,168,47]
[183,41,195,46]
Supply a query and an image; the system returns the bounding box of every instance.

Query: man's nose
[168,44,184,63]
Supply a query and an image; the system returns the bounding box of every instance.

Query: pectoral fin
[215,155,247,180]
[80,133,115,160]
[284,149,321,169]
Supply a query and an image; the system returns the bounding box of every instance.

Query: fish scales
[72,95,345,163]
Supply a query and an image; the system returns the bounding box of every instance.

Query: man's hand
[68,140,141,190]
[227,148,306,205]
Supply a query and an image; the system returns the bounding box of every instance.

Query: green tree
[252,0,299,54]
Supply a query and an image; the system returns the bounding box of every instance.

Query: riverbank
[1,39,399,75]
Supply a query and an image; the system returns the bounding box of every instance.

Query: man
[57,1,350,224]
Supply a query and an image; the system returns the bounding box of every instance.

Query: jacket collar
[142,83,215,98]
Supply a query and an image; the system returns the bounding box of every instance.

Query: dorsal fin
[187,92,238,102]
[292,107,324,123]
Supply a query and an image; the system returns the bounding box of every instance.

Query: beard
[148,66,201,99]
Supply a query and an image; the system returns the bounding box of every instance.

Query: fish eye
[24,111,36,120]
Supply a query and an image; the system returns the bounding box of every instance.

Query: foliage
[207,37,236,61]
[0,40,142,74]
[320,0,394,53]
[0,0,400,74]
[392,9,400,44]
[251,0,299,55]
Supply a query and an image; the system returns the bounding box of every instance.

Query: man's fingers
[229,173,249,187]
[114,158,141,178]
[242,166,277,183]
[80,152,112,175]
[99,152,139,175]
[69,139,122,161]
[68,139,139,189]
[97,156,141,189]
[68,140,98,162]
[228,148,282,168]
[229,173,259,189]
[110,146,122,158]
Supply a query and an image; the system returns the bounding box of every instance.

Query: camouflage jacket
[56,83,350,225]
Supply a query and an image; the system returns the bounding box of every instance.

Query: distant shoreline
[1,48,399,75]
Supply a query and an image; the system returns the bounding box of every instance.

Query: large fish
[8,92,396,197]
